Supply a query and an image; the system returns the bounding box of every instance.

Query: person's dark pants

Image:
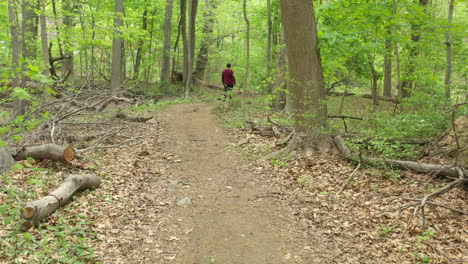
[223,83,234,100]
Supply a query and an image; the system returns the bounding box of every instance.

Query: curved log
[21,174,101,228]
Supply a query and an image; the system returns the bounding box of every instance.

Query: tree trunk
[21,174,101,228]
[111,0,124,91]
[8,0,20,88]
[161,0,174,86]
[266,0,272,85]
[14,144,75,163]
[370,58,379,110]
[0,147,16,172]
[39,0,50,76]
[16,0,39,117]
[280,0,332,152]
[194,0,215,81]
[243,0,250,95]
[272,28,288,111]
[180,0,188,85]
[184,0,198,98]
[444,0,455,100]
[383,30,392,97]
[62,0,75,80]
[401,0,428,98]
[134,9,148,80]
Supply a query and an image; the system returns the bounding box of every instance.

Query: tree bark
[21,174,101,228]
[180,0,188,85]
[161,0,174,86]
[272,28,288,111]
[14,144,75,163]
[280,0,332,152]
[111,0,124,91]
[444,0,455,100]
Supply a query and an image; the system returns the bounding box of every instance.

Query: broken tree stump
[14,144,75,163]
[0,147,16,172]
[21,174,101,228]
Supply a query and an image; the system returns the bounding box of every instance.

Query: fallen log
[333,136,466,178]
[333,133,431,145]
[14,144,75,163]
[327,91,356,97]
[115,112,153,123]
[195,79,224,90]
[21,174,101,228]
[362,94,399,103]
[0,147,16,172]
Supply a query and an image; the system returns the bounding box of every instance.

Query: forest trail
[158,103,300,263]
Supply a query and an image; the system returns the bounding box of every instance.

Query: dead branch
[336,162,361,195]
[114,112,153,123]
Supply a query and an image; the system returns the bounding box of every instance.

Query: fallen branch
[333,136,466,178]
[21,174,101,228]
[336,162,361,195]
[115,112,153,123]
[14,144,75,163]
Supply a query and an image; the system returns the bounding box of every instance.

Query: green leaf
[11,163,24,171]
[23,232,34,240]
[12,87,32,101]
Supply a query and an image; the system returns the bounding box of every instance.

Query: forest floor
[87,101,466,263]
[1,97,466,263]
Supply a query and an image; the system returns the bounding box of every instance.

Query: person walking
[221,63,236,100]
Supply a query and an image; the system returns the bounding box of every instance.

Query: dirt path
[159,103,300,263]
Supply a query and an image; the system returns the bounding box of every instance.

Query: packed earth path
[91,102,310,263]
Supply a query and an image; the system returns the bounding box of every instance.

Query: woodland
[0,0,467,263]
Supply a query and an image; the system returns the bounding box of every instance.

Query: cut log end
[63,147,75,162]
[21,207,36,219]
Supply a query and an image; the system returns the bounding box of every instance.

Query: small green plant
[376,224,398,237]
[297,174,314,188]
[270,156,288,167]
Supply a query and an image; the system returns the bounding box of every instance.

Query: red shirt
[221,69,236,85]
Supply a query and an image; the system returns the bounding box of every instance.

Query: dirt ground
[88,102,467,264]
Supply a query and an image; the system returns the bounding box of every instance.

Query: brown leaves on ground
[238,132,467,263]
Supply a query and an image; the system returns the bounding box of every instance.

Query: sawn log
[14,144,75,163]
[21,174,101,228]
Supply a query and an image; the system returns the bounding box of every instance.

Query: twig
[403,198,468,215]
[76,136,143,153]
[336,162,361,195]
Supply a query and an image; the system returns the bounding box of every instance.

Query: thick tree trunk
[0,147,16,172]
[280,0,332,152]
[111,0,124,91]
[161,0,174,86]
[444,0,455,100]
[194,0,215,81]
[14,144,75,163]
[21,174,101,228]
[134,9,148,80]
